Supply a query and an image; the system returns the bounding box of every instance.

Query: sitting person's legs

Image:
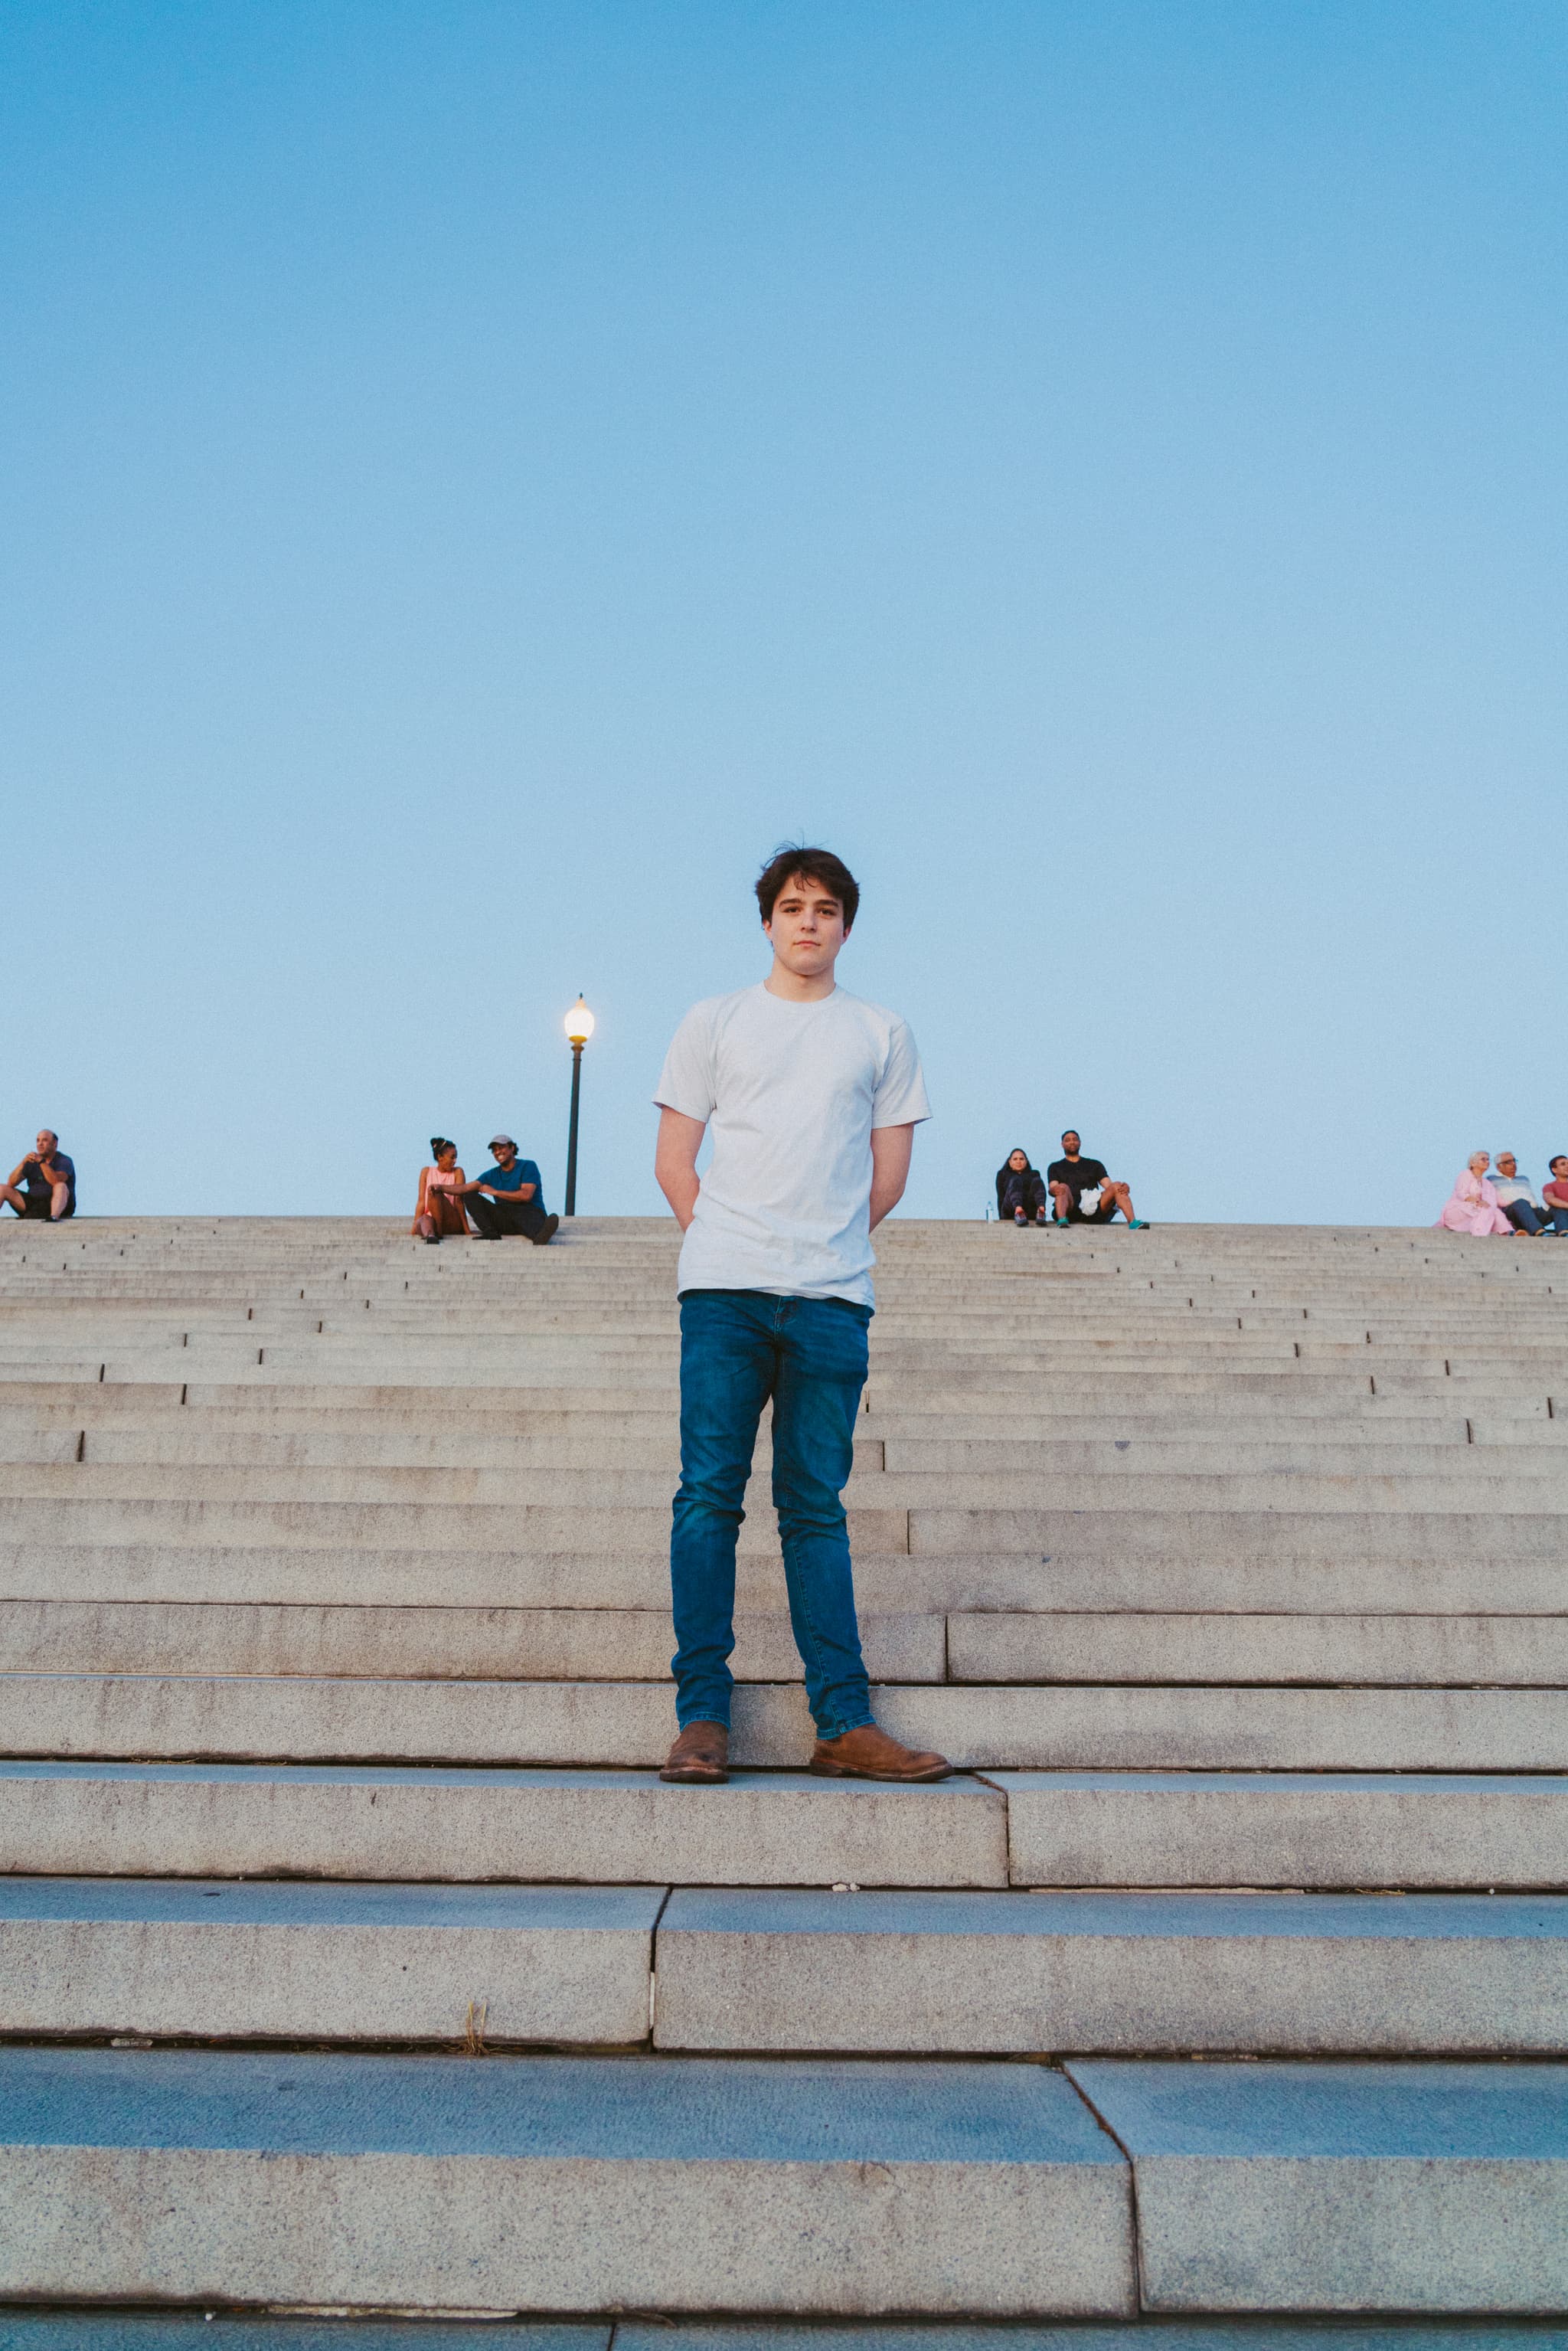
[470,1192,550,1241]
[1001,1173,1047,1221]
[1504,1199,1543,1235]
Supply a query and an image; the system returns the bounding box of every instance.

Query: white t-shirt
[654,982,931,1306]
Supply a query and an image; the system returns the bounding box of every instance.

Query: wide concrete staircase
[1,1210,1566,2343]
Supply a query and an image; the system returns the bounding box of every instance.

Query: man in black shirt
[1047,1131,1145,1228]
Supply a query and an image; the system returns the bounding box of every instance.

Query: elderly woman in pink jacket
[1436,1152,1512,1236]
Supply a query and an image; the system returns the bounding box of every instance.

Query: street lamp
[563,996,594,1216]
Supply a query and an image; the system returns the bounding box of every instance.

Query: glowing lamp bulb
[565,996,595,1046]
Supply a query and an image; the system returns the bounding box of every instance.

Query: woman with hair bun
[412,1138,472,1243]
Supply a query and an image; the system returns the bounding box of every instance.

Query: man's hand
[869,1123,916,1230]
[655,1107,704,1231]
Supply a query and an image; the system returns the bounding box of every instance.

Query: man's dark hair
[1061,1130,1080,1143]
[755,845,860,932]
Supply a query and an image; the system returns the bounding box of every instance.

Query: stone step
[0,2317,611,2346]
[5,1538,1559,1615]
[6,1879,1563,2061]
[1065,2058,1568,2313]
[0,1598,945,1682]
[0,1496,909,1554]
[0,1393,1516,1441]
[911,1506,1567,1557]
[28,1409,1568,1476]
[0,1761,1010,1885]
[3,1467,1568,1542]
[0,1876,658,2045]
[653,1887,1568,2056]
[7,1673,1567,1774]
[4,1598,1557,1688]
[994,1770,1568,1888]
[946,1609,1568,1685]
[616,2331,1568,2351]
[877,1375,1563,1406]
[880,1439,1568,1476]
[0,2045,1133,2317]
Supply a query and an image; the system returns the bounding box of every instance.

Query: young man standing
[652,847,949,1786]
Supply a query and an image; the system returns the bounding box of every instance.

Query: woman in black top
[996,1147,1050,1225]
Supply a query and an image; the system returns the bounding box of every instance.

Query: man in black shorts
[2,1133,75,1224]
[1047,1131,1145,1228]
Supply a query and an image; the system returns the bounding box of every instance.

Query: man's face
[495,1145,516,1169]
[764,875,848,979]
[35,1133,56,1159]
[1061,1133,1080,1159]
[1497,1156,1517,1177]
[1552,1159,1568,1181]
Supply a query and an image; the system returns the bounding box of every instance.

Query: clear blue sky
[4,2,1563,1225]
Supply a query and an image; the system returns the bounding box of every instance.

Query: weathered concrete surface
[994,1771,1568,1889]
[652,1888,1568,2056]
[948,1610,1568,1688]
[1068,2058,1568,2313]
[0,2046,1135,2316]
[0,1761,1010,1887]
[5,1538,1560,1617]
[0,1877,659,2045]
[5,1673,1561,1773]
[616,2333,1568,2351]
[859,1686,1568,1772]
[0,2322,608,2347]
[0,1597,943,1682]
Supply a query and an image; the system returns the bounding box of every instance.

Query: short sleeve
[871,1017,932,1129]
[654,1003,717,1122]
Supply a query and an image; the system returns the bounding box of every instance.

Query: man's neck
[764,960,837,1004]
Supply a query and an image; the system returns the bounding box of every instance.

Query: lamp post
[563,996,594,1216]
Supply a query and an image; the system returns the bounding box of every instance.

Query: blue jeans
[670,1288,875,1738]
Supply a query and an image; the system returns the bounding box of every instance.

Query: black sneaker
[531,1213,560,1246]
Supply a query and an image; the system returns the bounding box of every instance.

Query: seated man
[2,1131,75,1223]
[1047,1130,1145,1228]
[1491,1153,1544,1235]
[461,1133,559,1244]
[1543,1156,1568,1237]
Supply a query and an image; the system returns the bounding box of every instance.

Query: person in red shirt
[1544,1155,1568,1238]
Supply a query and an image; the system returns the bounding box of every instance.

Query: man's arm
[5,1160,33,1189]
[869,1123,916,1230]
[457,1174,537,1199]
[655,1107,705,1231]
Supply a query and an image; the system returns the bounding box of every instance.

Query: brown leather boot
[809,1722,951,1782]
[660,1720,730,1784]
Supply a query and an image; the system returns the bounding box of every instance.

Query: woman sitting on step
[996,1146,1050,1225]
[412,1139,473,1244]
[1436,1152,1513,1237]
